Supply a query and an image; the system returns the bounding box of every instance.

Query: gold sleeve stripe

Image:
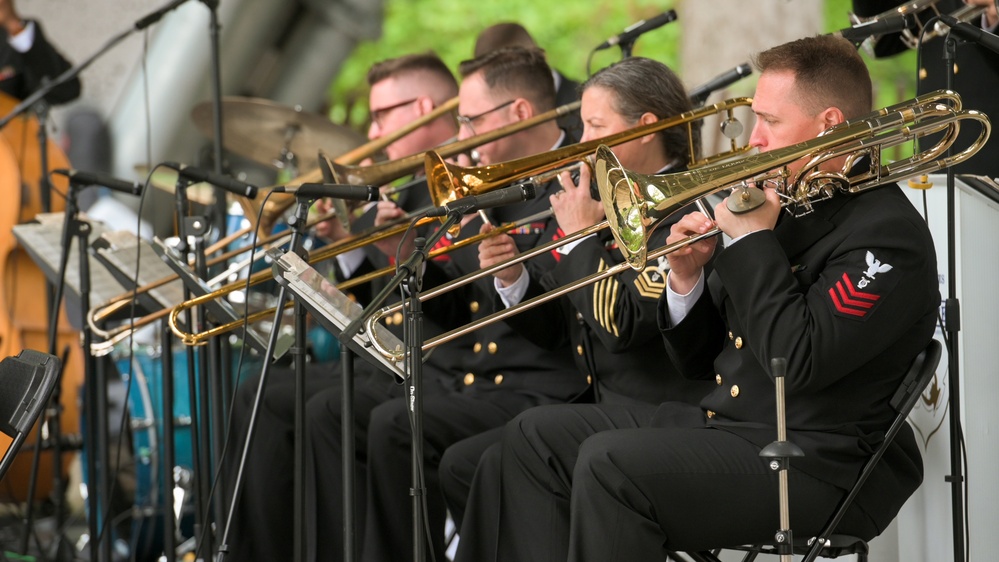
[592,259,620,336]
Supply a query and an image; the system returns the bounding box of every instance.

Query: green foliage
[327,0,681,129]
[328,0,922,160]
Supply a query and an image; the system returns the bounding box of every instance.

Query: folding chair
[0,349,62,481]
[676,338,943,562]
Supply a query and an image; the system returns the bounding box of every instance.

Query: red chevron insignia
[841,273,880,301]
[828,273,880,318]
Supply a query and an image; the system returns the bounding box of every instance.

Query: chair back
[0,349,61,481]
[800,338,943,562]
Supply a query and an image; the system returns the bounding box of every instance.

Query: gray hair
[583,57,700,164]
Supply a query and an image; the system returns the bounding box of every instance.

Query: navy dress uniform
[494,180,939,561]
[361,165,587,561]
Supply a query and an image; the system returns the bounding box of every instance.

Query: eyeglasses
[455,100,515,135]
[370,98,419,128]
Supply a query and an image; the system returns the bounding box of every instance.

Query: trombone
[162,97,755,347]
[85,101,574,351]
[361,89,989,361]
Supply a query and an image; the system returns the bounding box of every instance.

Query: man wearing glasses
[226,52,472,562]
[361,47,585,562]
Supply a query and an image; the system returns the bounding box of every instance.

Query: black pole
[340,346,356,561]
[339,211,462,562]
[161,325,178,562]
[942,34,966,562]
[217,197,311,562]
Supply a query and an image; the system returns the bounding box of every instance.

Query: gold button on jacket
[463,373,475,386]
[730,384,740,398]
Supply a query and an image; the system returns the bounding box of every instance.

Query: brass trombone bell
[598,89,991,269]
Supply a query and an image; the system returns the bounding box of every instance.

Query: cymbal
[134,164,218,206]
[190,96,366,171]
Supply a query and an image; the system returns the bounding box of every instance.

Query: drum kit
[84,97,365,562]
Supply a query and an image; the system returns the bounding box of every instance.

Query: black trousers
[223,359,399,562]
[439,429,503,562]
[361,390,550,562]
[497,402,881,562]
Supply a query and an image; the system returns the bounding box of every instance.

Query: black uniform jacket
[420,167,585,401]
[502,225,714,406]
[659,183,938,531]
[0,21,80,104]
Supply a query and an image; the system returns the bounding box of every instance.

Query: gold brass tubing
[167,213,439,344]
[336,209,554,292]
[422,228,720,351]
[88,209,337,331]
[255,100,581,227]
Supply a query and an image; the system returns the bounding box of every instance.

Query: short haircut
[366,52,458,101]
[583,57,700,164]
[753,35,872,120]
[458,47,556,113]
[474,22,539,58]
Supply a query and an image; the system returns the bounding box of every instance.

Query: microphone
[595,10,678,50]
[689,63,753,105]
[53,169,142,196]
[425,183,536,218]
[832,14,910,45]
[161,162,258,199]
[271,183,380,201]
[939,14,999,55]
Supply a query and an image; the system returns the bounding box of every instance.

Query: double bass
[0,91,84,503]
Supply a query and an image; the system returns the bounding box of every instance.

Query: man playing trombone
[224,52,471,562]
[492,35,939,561]
[439,56,717,562]
[360,46,587,562]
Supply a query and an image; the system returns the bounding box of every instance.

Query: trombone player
[360,46,586,562]
[492,35,940,561]
[440,56,717,562]
[224,52,470,562]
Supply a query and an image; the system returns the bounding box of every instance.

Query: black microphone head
[736,63,753,78]
[521,182,537,201]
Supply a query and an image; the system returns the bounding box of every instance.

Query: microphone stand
[617,38,637,59]
[28,181,110,561]
[172,178,215,556]
[759,358,803,562]
[340,210,463,562]
[216,196,312,562]
[941,32,966,562]
[200,0,230,243]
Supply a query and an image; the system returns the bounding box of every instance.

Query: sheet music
[92,230,186,312]
[11,212,128,307]
[269,248,405,380]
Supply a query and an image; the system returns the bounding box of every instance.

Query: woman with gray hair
[440,56,714,562]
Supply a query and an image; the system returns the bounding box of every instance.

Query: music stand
[149,238,289,359]
[91,231,188,317]
[269,249,405,380]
